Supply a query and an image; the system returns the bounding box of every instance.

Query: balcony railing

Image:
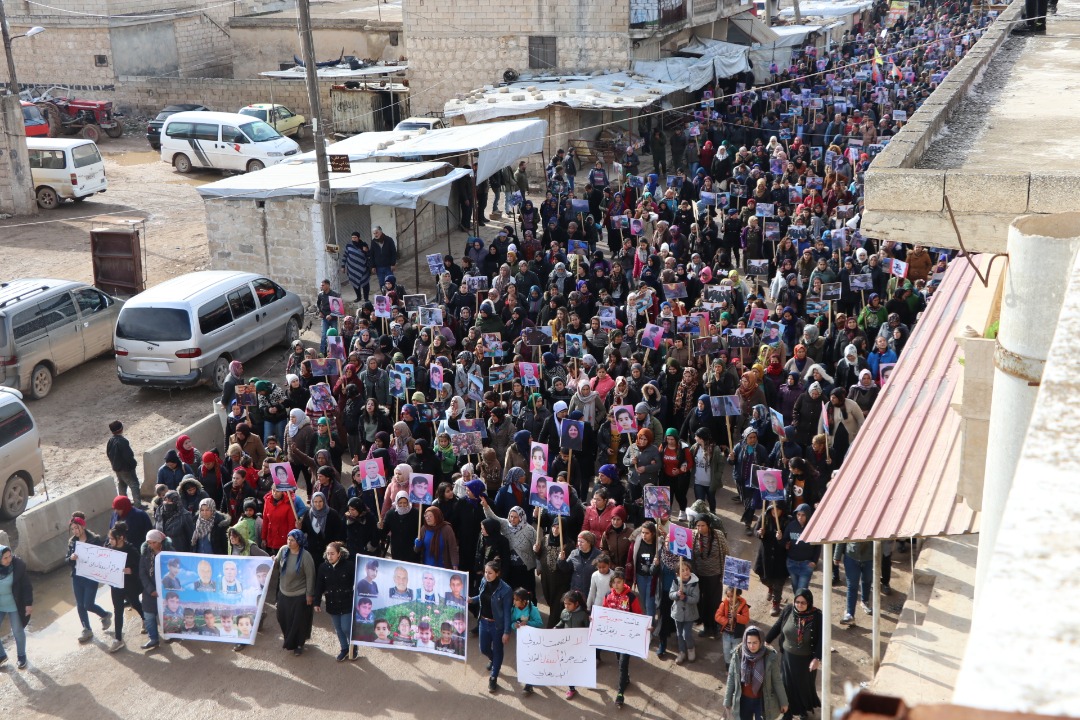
[630,0,688,29]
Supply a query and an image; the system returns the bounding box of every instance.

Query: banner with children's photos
[155,552,273,645]
[351,555,468,660]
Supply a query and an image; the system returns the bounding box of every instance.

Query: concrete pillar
[0,94,37,217]
[821,544,833,720]
[310,202,339,292]
[975,213,1080,598]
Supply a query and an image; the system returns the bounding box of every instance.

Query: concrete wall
[404,0,632,116]
[110,22,180,78]
[0,96,37,217]
[0,1,236,91]
[141,412,226,495]
[229,20,405,80]
[14,475,116,572]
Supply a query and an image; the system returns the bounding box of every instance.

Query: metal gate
[89,217,145,298]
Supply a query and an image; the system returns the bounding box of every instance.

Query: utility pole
[1,0,21,94]
[297,0,335,274]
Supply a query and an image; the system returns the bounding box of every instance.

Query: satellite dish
[503,68,519,83]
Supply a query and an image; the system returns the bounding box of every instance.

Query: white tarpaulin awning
[776,0,871,18]
[260,63,408,79]
[444,73,681,125]
[677,37,752,78]
[632,57,715,92]
[366,118,548,183]
[293,130,414,163]
[195,161,471,209]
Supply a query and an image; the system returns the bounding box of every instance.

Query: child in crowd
[669,561,700,664]
[587,553,614,610]
[554,590,589,700]
[512,587,544,695]
[602,569,646,708]
[715,587,751,666]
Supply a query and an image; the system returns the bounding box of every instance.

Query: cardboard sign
[588,606,651,659]
[74,541,128,589]
[517,628,597,688]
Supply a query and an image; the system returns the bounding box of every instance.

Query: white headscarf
[288,408,309,437]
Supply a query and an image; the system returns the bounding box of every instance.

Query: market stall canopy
[727,12,781,45]
[365,118,548,183]
[801,257,990,545]
[632,57,716,92]
[293,130,415,163]
[444,72,681,125]
[195,161,470,209]
[260,63,408,79]
[677,36,753,78]
[748,25,825,82]
[775,0,872,18]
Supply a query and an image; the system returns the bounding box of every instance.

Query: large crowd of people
[0,0,996,716]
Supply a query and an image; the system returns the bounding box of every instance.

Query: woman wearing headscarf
[390,421,414,467]
[301,491,345,567]
[494,467,529,518]
[286,408,317,496]
[723,627,787,720]
[380,490,420,561]
[504,430,531,479]
[276,529,316,656]
[848,369,879,414]
[220,360,245,409]
[415,506,459,569]
[191,497,230,555]
[766,588,822,720]
[736,371,767,431]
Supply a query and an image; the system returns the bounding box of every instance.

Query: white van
[114,271,304,390]
[26,138,108,210]
[159,110,301,174]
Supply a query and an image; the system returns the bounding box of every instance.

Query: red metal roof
[801,257,982,544]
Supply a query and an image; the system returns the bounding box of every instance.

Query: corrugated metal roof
[801,257,983,544]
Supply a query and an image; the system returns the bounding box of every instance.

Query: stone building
[403,0,760,117]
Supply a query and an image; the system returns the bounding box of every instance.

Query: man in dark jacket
[370,226,398,286]
[106,420,142,508]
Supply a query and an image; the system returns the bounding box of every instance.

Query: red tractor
[24,87,123,142]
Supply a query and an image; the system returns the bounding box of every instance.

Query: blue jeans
[143,609,159,644]
[478,617,505,679]
[329,612,351,653]
[0,609,27,661]
[263,418,287,444]
[637,576,657,623]
[375,266,392,288]
[787,558,814,594]
[739,695,764,720]
[844,554,874,615]
[72,575,108,630]
[674,620,695,653]
[320,317,334,354]
[694,483,716,513]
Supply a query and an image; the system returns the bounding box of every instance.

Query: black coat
[4,556,33,628]
[301,509,346,565]
[314,557,355,615]
[156,506,195,553]
[791,392,824,448]
[382,507,420,562]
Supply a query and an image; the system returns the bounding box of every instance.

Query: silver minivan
[0,387,43,519]
[114,271,304,390]
[0,279,123,399]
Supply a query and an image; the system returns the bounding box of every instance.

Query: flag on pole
[821,402,831,436]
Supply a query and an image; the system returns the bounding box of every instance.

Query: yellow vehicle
[238,104,308,138]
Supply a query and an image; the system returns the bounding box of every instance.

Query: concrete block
[944,170,1030,214]
[141,412,226,496]
[864,168,945,213]
[1027,172,1080,213]
[15,476,116,573]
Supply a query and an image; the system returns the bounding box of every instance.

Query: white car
[0,388,43,519]
[159,111,300,174]
[26,138,108,210]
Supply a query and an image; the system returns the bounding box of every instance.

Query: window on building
[528,36,556,70]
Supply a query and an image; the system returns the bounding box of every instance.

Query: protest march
[5,0,996,712]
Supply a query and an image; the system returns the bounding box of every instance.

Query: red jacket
[261,491,298,551]
[582,500,617,537]
[603,586,642,614]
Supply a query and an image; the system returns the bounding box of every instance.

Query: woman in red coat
[262,489,305,555]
